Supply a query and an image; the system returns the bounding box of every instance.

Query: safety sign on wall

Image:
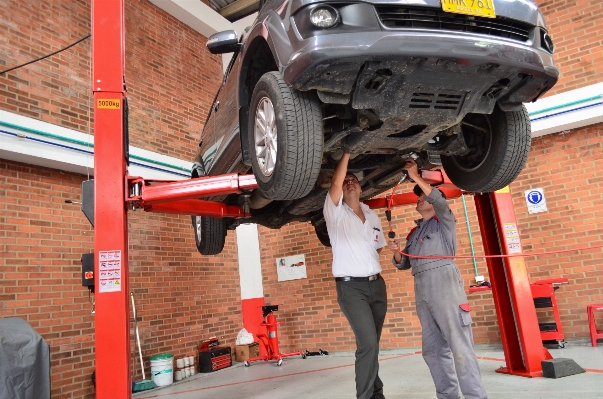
[98,250,122,293]
[276,254,307,282]
[524,188,547,214]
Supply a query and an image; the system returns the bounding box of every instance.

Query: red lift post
[92,1,130,397]
[92,2,552,397]
[475,189,552,376]
[91,3,259,397]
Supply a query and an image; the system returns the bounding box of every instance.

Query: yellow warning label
[97,99,121,109]
[495,186,510,194]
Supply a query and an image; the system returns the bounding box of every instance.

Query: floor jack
[305,349,329,357]
[244,305,306,367]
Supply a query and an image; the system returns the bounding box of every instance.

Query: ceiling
[207,0,260,21]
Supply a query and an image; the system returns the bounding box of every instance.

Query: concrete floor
[134,342,603,399]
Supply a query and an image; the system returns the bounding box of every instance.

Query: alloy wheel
[253,97,277,177]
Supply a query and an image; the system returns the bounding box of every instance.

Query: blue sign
[527,190,543,205]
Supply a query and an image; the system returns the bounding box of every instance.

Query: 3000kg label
[97,99,121,109]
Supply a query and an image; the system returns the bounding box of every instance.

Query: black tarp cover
[0,318,50,399]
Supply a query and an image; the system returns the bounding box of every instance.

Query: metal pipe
[461,193,479,277]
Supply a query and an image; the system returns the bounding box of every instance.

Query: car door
[205,51,244,176]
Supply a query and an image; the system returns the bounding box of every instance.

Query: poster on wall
[525,188,548,214]
[276,254,307,282]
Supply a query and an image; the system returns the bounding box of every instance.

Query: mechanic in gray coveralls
[388,159,488,399]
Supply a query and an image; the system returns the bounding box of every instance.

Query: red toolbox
[198,346,232,372]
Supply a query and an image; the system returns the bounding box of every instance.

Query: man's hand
[341,139,352,154]
[402,159,420,181]
[404,159,432,197]
[388,238,402,263]
[329,152,351,205]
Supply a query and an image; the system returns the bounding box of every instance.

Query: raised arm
[329,152,351,205]
[404,159,454,226]
[403,159,431,197]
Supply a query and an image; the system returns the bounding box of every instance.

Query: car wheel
[248,72,323,200]
[191,215,226,255]
[314,223,331,247]
[441,104,531,192]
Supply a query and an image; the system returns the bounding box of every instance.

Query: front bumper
[280,2,558,110]
[284,30,558,104]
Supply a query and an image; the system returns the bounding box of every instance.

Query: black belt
[335,273,380,282]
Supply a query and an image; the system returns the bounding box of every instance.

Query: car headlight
[310,6,340,29]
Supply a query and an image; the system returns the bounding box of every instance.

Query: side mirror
[206,30,241,54]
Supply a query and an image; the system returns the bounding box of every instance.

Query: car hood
[289,0,545,28]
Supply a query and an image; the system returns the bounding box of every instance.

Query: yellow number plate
[441,0,496,19]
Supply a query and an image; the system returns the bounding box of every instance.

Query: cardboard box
[235,342,260,362]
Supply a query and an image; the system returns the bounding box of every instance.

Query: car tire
[191,215,226,255]
[441,104,531,192]
[248,72,323,200]
[314,223,331,247]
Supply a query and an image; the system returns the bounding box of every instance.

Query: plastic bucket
[150,353,174,387]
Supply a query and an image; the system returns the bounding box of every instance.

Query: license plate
[441,0,496,19]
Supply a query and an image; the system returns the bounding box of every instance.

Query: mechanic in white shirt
[323,151,388,399]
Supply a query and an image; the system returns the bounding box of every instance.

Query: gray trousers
[415,264,487,399]
[337,276,388,399]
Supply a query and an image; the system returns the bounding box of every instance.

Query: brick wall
[0,0,227,398]
[536,0,603,95]
[0,0,91,130]
[1,0,603,397]
[512,124,603,338]
[0,159,244,398]
[124,0,223,159]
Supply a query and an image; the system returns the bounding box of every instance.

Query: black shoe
[369,394,385,399]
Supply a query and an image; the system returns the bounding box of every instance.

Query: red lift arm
[364,169,462,208]
[127,174,257,218]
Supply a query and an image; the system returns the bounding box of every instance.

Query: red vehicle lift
[92,1,553,397]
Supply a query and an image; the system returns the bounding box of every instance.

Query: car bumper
[283,30,559,106]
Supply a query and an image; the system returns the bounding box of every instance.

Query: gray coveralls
[393,188,487,399]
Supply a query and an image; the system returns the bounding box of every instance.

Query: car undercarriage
[192,0,559,254]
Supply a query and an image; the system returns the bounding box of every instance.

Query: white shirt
[323,192,386,277]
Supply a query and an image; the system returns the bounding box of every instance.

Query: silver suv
[192,0,558,254]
